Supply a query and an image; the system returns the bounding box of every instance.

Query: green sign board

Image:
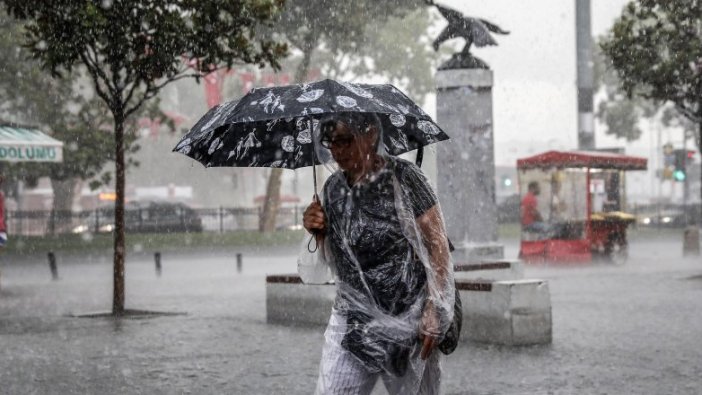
[0,145,61,162]
[0,125,63,163]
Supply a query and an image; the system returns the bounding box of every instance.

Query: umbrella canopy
[173,79,449,170]
[0,123,63,163]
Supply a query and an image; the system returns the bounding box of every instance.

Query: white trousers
[315,310,442,395]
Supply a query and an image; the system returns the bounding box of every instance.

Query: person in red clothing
[521,181,549,235]
[0,174,6,247]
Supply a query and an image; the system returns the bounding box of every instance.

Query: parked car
[73,201,203,234]
[637,210,687,228]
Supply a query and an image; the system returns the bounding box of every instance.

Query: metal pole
[310,117,319,199]
[586,168,592,252]
[313,164,318,198]
[682,129,689,223]
[657,126,662,231]
[15,210,21,236]
[49,210,55,236]
[154,252,162,277]
[576,0,595,150]
[219,206,224,233]
[48,252,58,280]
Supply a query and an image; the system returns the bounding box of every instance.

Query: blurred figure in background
[521,181,549,236]
[0,175,6,248]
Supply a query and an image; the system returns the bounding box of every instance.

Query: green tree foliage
[600,1,701,151]
[595,36,696,143]
[600,0,702,210]
[594,41,648,142]
[0,11,171,213]
[325,7,437,101]
[275,0,428,90]
[1,0,286,314]
[275,0,422,82]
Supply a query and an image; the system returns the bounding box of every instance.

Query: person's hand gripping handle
[303,194,326,252]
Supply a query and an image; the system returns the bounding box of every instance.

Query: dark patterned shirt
[323,157,438,315]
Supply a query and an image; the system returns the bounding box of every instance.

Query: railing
[5,206,304,236]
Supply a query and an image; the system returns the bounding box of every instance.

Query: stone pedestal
[683,226,700,256]
[436,68,503,262]
[458,279,552,346]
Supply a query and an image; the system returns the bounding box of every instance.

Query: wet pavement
[0,232,700,394]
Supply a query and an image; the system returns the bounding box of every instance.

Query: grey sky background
[428,0,631,161]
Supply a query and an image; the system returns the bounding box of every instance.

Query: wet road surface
[0,231,700,394]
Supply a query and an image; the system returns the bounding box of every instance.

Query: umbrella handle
[313,162,318,197]
[307,234,318,253]
[309,116,319,197]
[308,116,320,253]
[307,193,321,252]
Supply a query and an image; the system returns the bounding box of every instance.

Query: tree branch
[85,43,118,98]
[122,71,207,120]
[122,80,141,112]
[78,52,113,109]
[674,101,702,124]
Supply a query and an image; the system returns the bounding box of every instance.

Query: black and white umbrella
[173,79,449,193]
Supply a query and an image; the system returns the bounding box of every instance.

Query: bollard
[683,226,700,256]
[48,252,58,280]
[236,253,243,273]
[154,252,162,277]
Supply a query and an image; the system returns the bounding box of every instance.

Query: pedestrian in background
[0,175,7,248]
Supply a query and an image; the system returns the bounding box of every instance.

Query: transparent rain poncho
[298,113,455,394]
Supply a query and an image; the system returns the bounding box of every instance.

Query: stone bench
[266,259,523,326]
[453,260,524,281]
[266,274,335,326]
[266,274,552,346]
[458,279,552,346]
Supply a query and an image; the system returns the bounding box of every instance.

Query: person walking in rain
[303,112,455,394]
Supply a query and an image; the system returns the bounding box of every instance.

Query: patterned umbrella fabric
[173,79,449,169]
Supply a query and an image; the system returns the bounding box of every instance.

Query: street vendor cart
[516,150,647,264]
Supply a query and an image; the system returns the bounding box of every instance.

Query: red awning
[517,150,647,170]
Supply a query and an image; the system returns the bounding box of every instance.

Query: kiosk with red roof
[516,150,647,263]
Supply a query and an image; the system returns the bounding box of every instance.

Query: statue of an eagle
[426,0,509,69]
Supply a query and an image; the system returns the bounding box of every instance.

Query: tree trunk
[294,46,313,84]
[698,121,702,225]
[260,168,283,232]
[50,178,79,234]
[259,47,315,233]
[51,178,78,211]
[113,113,126,315]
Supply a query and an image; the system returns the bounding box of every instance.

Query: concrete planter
[458,279,552,346]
